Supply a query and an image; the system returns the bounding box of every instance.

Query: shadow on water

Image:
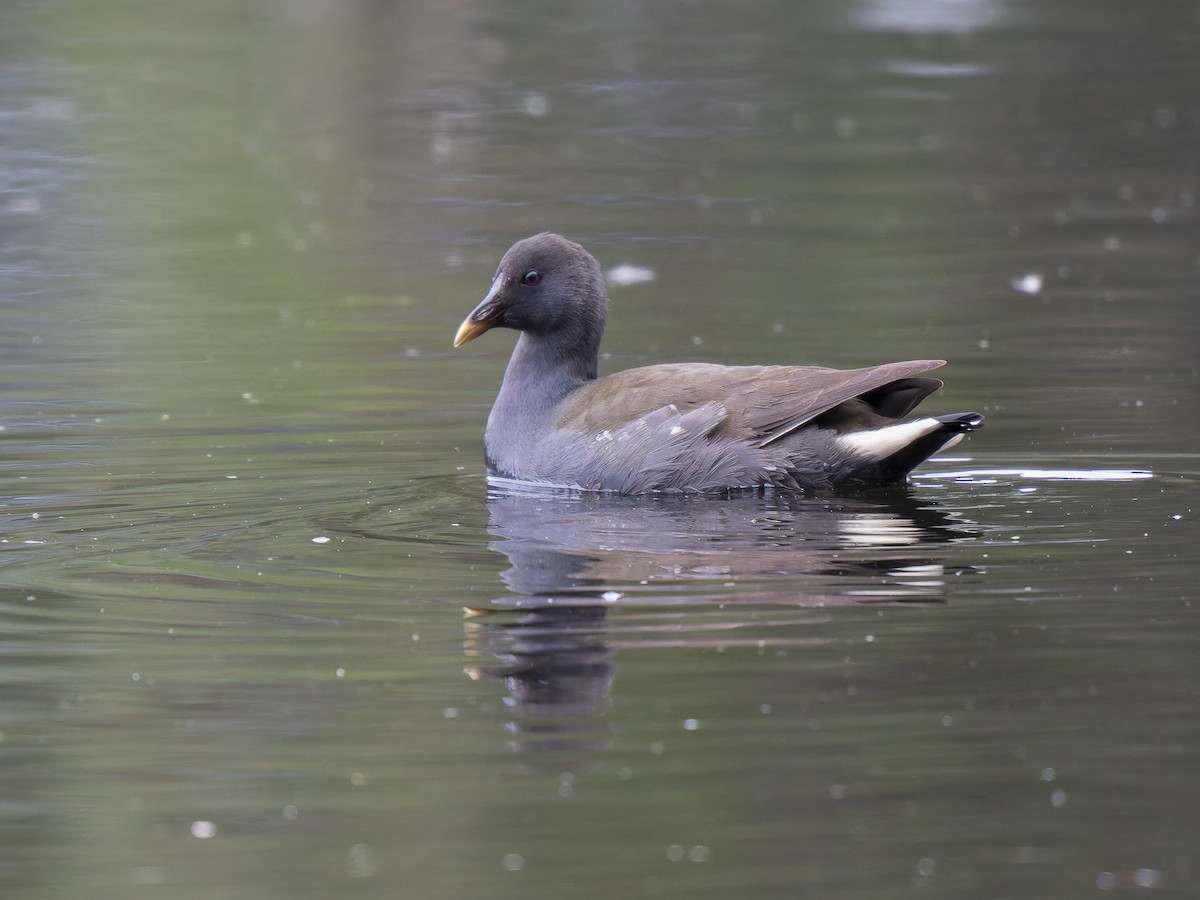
[465,484,979,752]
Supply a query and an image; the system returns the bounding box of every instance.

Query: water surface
[1,1,1197,898]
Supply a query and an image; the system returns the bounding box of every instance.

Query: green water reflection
[1,1,1197,898]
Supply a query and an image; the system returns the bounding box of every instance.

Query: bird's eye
[520,270,541,286]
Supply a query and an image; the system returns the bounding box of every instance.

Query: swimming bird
[454,233,982,493]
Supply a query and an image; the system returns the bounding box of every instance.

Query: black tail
[934,412,985,432]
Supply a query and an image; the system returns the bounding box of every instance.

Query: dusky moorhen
[454,233,982,493]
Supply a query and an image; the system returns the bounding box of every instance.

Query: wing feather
[556,360,947,447]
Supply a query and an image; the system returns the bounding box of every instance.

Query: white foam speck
[1011,273,1043,295]
[522,94,548,117]
[190,820,217,839]
[605,264,656,286]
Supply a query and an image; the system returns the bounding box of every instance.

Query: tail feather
[860,377,945,418]
[933,412,985,432]
[840,412,984,484]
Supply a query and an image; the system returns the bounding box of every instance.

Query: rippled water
[2,1,1198,898]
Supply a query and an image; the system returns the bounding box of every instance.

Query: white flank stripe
[837,418,941,461]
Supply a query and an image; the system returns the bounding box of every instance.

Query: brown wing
[733,360,947,445]
[555,360,947,443]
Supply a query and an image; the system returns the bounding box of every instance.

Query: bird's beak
[453,274,507,348]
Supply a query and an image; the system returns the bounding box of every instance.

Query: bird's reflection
[466,485,977,754]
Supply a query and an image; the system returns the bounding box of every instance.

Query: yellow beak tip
[453,316,489,348]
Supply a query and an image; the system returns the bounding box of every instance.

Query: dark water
[2,1,1197,898]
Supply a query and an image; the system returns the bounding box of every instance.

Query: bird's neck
[495,331,597,416]
[485,331,600,476]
